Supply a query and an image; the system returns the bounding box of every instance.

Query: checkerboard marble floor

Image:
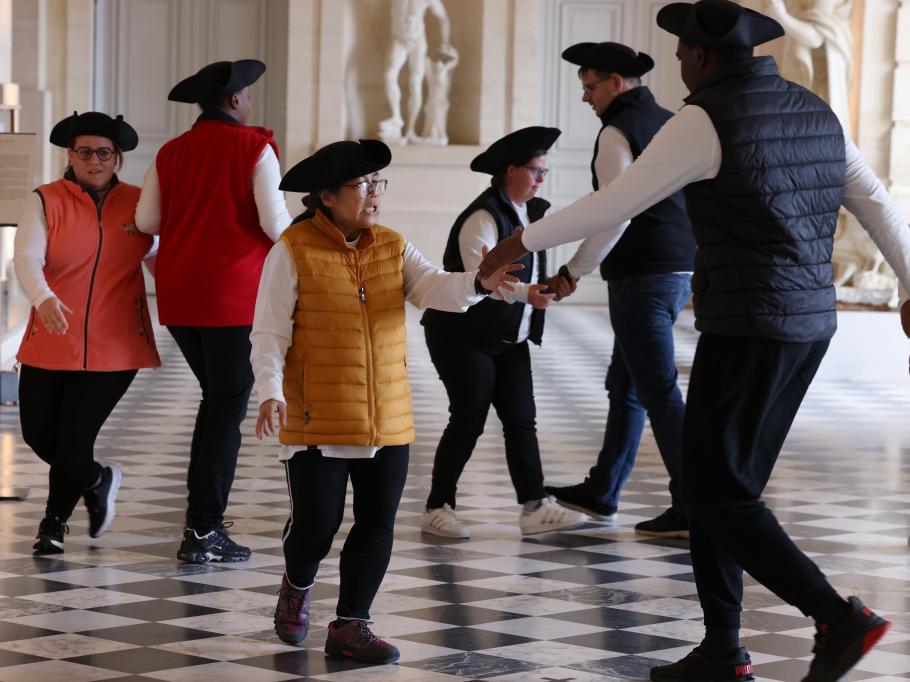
[1,304,909,681]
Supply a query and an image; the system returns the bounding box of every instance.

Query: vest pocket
[300,364,309,424]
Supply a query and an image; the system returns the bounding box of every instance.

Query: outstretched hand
[479,244,524,294]
[479,228,528,280]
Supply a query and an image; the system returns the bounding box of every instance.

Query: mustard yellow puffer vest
[279,211,415,447]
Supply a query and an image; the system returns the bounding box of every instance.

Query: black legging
[282,445,409,620]
[18,364,136,519]
[424,325,546,509]
[167,325,254,533]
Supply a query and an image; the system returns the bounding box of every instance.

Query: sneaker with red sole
[802,596,891,682]
[650,647,754,682]
[274,576,312,645]
[324,619,400,665]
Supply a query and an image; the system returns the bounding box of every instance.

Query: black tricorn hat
[562,42,654,78]
[279,139,392,193]
[168,59,266,104]
[49,111,139,151]
[656,0,784,48]
[470,126,561,175]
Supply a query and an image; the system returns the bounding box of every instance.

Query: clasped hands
[479,227,577,304]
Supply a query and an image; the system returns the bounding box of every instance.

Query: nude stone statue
[378,0,458,145]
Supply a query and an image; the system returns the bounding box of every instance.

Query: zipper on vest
[354,252,377,443]
[83,199,106,370]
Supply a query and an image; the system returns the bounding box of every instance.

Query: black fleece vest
[421,186,548,344]
[594,87,695,280]
[683,57,845,342]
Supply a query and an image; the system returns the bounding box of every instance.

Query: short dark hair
[577,66,641,88]
[691,43,754,63]
[491,148,548,188]
[198,91,233,113]
[299,188,338,221]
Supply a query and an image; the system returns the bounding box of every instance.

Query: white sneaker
[421,504,470,539]
[520,496,590,535]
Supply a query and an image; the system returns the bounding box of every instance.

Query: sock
[522,499,543,512]
[701,625,740,659]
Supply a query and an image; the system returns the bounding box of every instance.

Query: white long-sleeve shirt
[522,105,910,298]
[458,200,536,343]
[13,193,156,308]
[566,126,634,278]
[135,145,292,240]
[251,234,484,460]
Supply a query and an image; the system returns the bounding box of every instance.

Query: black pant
[282,445,409,619]
[18,364,136,519]
[424,326,546,508]
[683,334,841,628]
[168,325,254,533]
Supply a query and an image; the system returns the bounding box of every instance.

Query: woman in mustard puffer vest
[250,139,519,665]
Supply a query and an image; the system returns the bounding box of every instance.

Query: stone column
[12,0,51,185]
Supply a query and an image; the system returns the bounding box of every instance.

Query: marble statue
[379,0,458,145]
[764,0,895,305]
[765,0,853,129]
[420,51,458,145]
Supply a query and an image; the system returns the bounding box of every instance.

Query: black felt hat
[49,111,139,151]
[657,0,784,48]
[279,139,392,193]
[168,59,266,104]
[562,42,654,78]
[470,126,561,175]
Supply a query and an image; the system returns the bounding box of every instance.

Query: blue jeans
[585,273,691,511]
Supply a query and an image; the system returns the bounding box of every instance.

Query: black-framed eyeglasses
[523,166,549,181]
[581,77,611,94]
[340,178,389,197]
[72,147,116,162]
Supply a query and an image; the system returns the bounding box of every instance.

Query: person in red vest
[136,59,292,564]
[14,112,160,555]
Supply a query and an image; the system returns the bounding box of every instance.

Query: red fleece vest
[155,118,277,326]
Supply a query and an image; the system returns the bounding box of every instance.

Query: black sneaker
[177,523,251,563]
[651,646,754,682]
[84,464,122,538]
[543,482,618,522]
[802,596,890,682]
[33,513,69,555]
[635,507,689,539]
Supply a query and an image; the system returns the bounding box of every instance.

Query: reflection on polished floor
[0,305,908,682]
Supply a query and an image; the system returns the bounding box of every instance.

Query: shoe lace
[283,589,305,616]
[356,620,377,643]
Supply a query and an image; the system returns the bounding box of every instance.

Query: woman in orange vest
[13,112,160,555]
[251,139,519,665]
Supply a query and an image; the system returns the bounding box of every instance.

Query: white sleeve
[135,161,161,235]
[403,241,484,311]
[459,209,530,303]
[841,133,910,296]
[250,241,297,405]
[253,146,293,241]
[12,193,55,307]
[566,126,635,278]
[522,105,721,252]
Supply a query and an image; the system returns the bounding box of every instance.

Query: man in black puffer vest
[543,42,696,539]
[479,3,910,681]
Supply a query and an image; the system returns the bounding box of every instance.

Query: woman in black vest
[421,127,589,538]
